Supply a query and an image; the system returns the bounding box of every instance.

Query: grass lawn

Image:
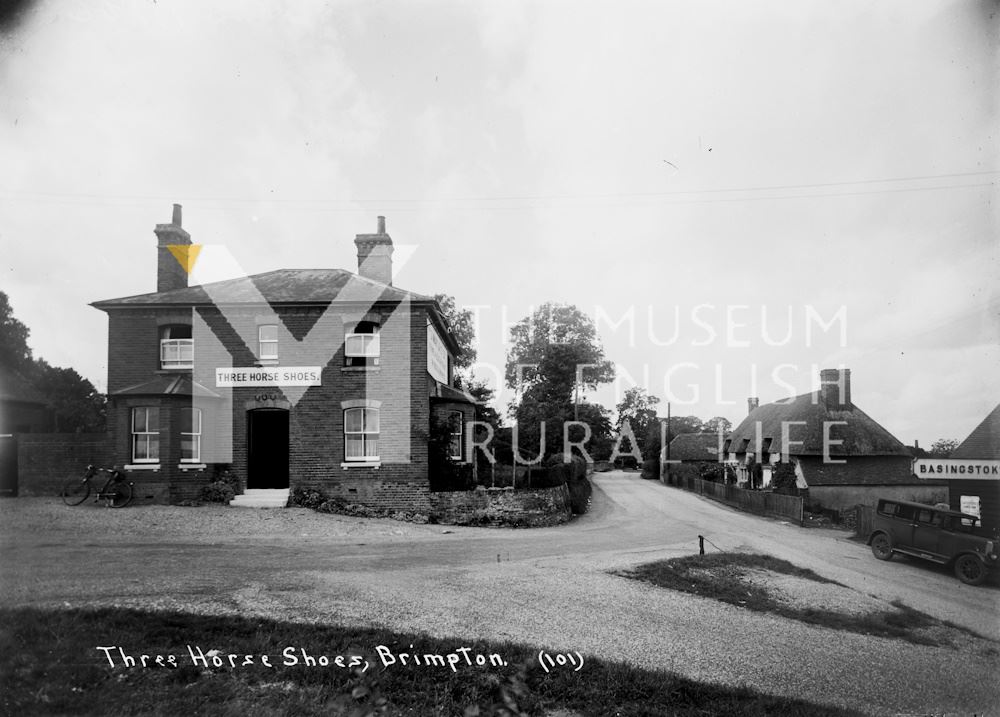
[0,606,862,717]
[618,552,963,647]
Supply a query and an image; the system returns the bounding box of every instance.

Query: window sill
[256,359,279,366]
[341,367,380,373]
[156,368,193,374]
[178,463,207,471]
[341,461,381,469]
[125,464,161,471]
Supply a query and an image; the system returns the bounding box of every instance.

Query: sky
[1,0,997,447]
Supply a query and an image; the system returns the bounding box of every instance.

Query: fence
[672,473,804,526]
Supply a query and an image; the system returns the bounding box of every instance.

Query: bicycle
[61,465,134,508]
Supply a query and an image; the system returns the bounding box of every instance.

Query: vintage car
[867,498,998,585]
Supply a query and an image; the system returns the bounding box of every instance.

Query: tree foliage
[434,293,477,371]
[0,291,33,374]
[614,387,659,456]
[504,303,615,404]
[928,438,959,458]
[703,416,732,435]
[0,291,106,432]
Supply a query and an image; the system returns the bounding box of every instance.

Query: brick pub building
[93,206,474,508]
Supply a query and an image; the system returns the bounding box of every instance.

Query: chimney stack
[819,368,852,411]
[747,397,759,415]
[354,215,394,286]
[154,203,191,293]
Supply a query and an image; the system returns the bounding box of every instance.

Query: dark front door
[247,409,289,489]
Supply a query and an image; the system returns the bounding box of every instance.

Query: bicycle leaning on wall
[61,465,134,508]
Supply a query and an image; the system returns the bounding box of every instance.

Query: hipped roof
[91,268,462,356]
[951,404,1000,460]
[727,391,908,457]
[112,374,221,399]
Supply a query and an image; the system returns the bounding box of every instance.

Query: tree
[434,294,477,371]
[0,292,106,432]
[504,303,616,461]
[504,303,615,403]
[31,361,106,433]
[0,291,33,374]
[614,387,660,456]
[928,439,959,458]
[703,416,732,435]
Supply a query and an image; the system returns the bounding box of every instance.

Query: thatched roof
[668,433,724,461]
[727,391,907,457]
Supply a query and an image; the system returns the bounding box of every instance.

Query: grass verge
[0,606,861,717]
[618,552,947,647]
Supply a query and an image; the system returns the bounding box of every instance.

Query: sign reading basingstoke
[216,366,322,387]
[427,324,448,385]
[913,458,1000,479]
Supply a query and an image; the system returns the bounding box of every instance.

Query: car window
[895,504,916,521]
[915,509,936,525]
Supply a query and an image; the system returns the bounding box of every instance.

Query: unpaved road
[2,472,998,715]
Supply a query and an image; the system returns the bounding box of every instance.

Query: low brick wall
[16,433,112,496]
[429,484,572,527]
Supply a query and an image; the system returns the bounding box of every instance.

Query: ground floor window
[344,406,379,460]
[131,407,160,463]
[180,407,202,462]
[448,410,464,461]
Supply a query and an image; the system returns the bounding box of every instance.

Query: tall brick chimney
[747,397,759,415]
[154,203,191,293]
[354,215,394,286]
[819,368,852,411]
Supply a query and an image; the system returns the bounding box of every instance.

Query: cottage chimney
[354,215,394,285]
[819,368,852,411]
[154,203,191,293]
[747,397,759,415]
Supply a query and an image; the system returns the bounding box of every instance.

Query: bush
[199,465,239,504]
[772,462,798,496]
[641,457,659,479]
[199,481,235,504]
[290,486,328,509]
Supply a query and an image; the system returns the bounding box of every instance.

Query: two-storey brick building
[92,206,474,508]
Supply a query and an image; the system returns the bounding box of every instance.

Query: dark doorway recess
[247,409,289,489]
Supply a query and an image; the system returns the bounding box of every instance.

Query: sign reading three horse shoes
[215,366,322,387]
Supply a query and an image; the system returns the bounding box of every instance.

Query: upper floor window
[344,407,379,461]
[448,411,464,461]
[258,325,278,362]
[180,407,202,463]
[160,325,193,369]
[131,407,160,463]
[345,321,380,367]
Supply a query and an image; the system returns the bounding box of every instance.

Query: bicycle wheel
[107,479,133,508]
[62,478,90,506]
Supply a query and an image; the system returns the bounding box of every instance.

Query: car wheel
[954,555,986,586]
[870,533,893,561]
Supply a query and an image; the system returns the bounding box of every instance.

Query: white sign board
[960,495,982,519]
[913,459,1000,480]
[427,323,449,385]
[216,366,322,387]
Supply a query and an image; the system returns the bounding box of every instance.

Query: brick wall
[16,433,112,495]
[429,485,572,527]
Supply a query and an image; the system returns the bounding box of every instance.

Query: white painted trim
[124,464,161,471]
[178,464,207,471]
[341,461,381,469]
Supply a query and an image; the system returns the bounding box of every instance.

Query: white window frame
[160,325,194,369]
[258,324,279,361]
[131,407,160,464]
[180,407,202,463]
[344,407,380,462]
[345,322,380,366]
[448,410,464,462]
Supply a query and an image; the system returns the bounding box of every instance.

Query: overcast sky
[1,0,997,446]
